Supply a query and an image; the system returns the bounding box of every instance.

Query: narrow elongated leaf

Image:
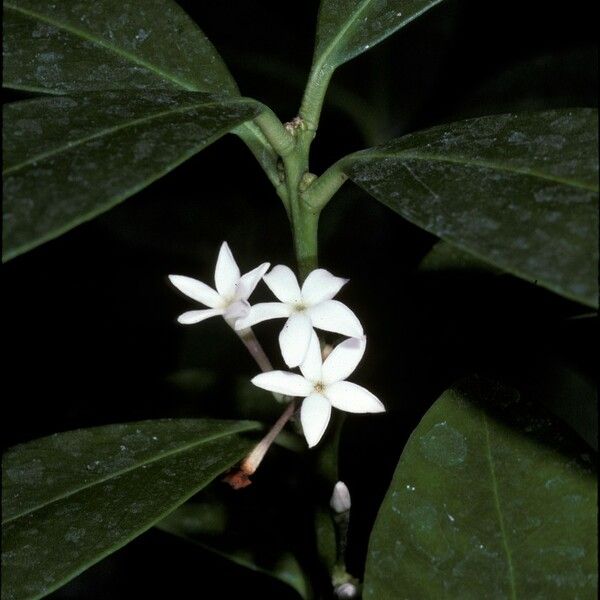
[2,418,260,600]
[311,0,444,76]
[342,110,599,307]
[2,0,238,94]
[363,377,597,599]
[158,499,310,599]
[2,91,263,261]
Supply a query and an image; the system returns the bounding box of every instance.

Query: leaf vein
[3,98,252,175]
[483,412,518,600]
[2,422,258,524]
[4,3,198,91]
[349,150,598,192]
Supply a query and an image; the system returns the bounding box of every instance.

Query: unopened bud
[330,481,351,514]
[335,582,358,599]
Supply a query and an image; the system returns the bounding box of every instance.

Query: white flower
[251,332,385,447]
[235,265,363,368]
[169,242,269,326]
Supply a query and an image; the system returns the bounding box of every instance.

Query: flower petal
[308,300,363,338]
[214,241,241,298]
[300,330,323,382]
[322,336,366,384]
[177,308,223,324]
[325,381,385,413]
[236,262,270,300]
[300,393,332,448]
[251,371,313,397]
[234,302,292,330]
[279,312,313,368]
[263,265,302,303]
[224,300,250,322]
[301,268,349,305]
[168,275,222,308]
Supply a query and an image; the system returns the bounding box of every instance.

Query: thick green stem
[303,160,349,211]
[254,109,295,157]
[281,131,320,279]
[292,204,320,281]
[299,65,334,133]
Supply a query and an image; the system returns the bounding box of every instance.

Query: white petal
[214,242,241,298]
[169,275,222,308]
[322,336,366,384]
[300,393,332,448]
[235,262,270,301]
[279,312,313,368]
[224,300,250,321]
[263,265,302,303]
[234,302,292,330]
[300,330,323,382]
[177,308,223,324]
[301,268,349,305]
[325,381,385,413]
[308,300,363,338]
[251,371,313,397]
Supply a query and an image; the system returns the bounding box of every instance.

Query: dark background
[3,0,597,598]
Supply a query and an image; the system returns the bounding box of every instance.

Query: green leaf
[2,91,263,261]
[2,418,259,600]
[157,497,311,599]
[2,0,278,226]
[363,377,598,599]
[342,109,599,307]
[2,0,238,95]
[419,241,503,275]
[311,0,444,76]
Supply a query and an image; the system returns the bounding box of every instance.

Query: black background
[2,0,597,598]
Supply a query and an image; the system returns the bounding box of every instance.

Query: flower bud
[330,481,351,514]
[335,582,358,599]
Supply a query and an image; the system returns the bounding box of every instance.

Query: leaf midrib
[3,97,255,175]
[313,0,374,73]
[347,150,599,192]
[4,2,199,91]
[312,0,444,74]
[483,413,518,600]
[2,423,258,524]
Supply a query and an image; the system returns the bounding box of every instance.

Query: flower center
[293,302,307,312]
[314,382,325,394]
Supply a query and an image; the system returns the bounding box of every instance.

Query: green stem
[280,130,320,279]
[303,160,349,211]
[292,203,320,281]
[254,109,295,157]
[299,65,334,133]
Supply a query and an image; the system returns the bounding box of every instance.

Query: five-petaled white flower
[251,332,385,447]
[235,265,363,368]
[169,242,269,326]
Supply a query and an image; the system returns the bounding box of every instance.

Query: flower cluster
[169,242,385,448]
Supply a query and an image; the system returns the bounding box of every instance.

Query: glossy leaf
[2,0,277,247]
[311,0,444,76]
[2,418,259,600]
[419,241,502,275]
[342,109,599,307]
[2,0,238,95]
[363,377,597,599]
[157,498,310,599]
[2,91,263,261]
